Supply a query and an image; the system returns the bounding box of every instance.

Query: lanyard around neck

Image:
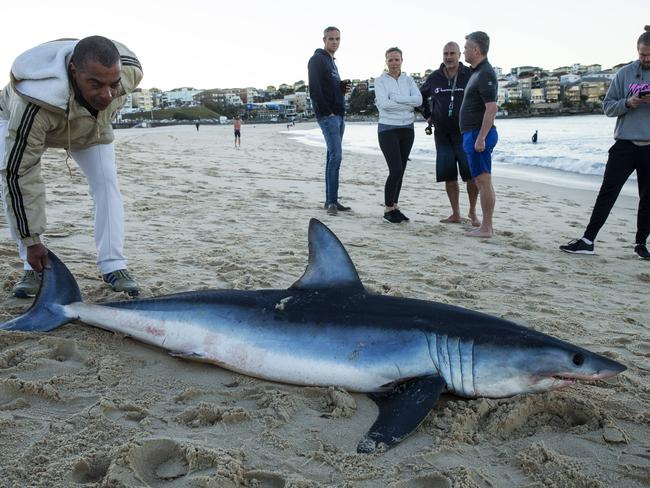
[445,68,459,117]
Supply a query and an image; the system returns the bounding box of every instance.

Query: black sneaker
[634,244,650,260]
[324,202,351,211]
[326,203,338,216]
[383,210,402,224]
[395,209,410,222]
[335,202,351,211]
[559,238,594,255]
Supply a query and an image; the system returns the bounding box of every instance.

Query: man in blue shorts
[459,31,499,238]
[420,42,479,226]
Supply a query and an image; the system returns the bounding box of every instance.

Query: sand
[0,122,648,487]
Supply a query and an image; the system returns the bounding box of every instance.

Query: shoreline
[285,120,638,197]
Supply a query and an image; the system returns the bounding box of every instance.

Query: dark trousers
[584,140,650,245]
[378,128,415,207]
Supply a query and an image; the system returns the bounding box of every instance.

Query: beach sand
[0,123,648,487]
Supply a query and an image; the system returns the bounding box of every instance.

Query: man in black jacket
[308,26,351,216]
[420,42,479,226]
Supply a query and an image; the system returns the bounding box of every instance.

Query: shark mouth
[552,374,580,383]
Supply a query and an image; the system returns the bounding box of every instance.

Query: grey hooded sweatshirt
[602,60,650,142]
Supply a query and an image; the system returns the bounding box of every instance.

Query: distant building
[511,66,543,77]
[197,88,226,106]
[131,88,154,111]
[581,81,608,103]
[224,92,243,106]
[582,71,617,82]
[284,91,312,116]
[163,87,202,107]
[560,74,581,86]
[562,83,581,104]
[541,77,560,103]
[551,66,571,76]
[530,86,545,104]
[571,63,590,75]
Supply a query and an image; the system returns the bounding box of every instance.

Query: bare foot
[468,214,481,227]
[465,227,493,238]
[440,215,462,224]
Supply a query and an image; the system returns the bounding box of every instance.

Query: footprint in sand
[100,400,150,424]
[244,470,289,488]
[70,455,111,485]
[130,439,189,485]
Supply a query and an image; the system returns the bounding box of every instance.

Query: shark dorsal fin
[290,219,364,291]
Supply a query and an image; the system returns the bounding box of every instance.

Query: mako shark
[1,219,625,453]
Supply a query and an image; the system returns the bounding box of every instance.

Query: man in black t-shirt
[459,31,499,238]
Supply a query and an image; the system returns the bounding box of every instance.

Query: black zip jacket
[308,48,345,118]
[419,62,471,134]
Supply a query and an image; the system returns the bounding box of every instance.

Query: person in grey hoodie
[374,47,422,223]
[560,26,650,260]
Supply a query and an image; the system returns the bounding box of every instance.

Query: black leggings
[378,128,415,207]
[584,140,650,245]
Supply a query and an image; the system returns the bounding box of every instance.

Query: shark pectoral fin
[357,374,446,454]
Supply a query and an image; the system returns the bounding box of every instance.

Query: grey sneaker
[326,203,338,216]
[102,269,140,296]
[12,270,42,298]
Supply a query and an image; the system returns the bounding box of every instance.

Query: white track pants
[1,120,127,274]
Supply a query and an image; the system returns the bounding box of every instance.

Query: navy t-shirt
[459,59,497,133]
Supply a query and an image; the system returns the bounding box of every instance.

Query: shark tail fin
[0,250,81,332]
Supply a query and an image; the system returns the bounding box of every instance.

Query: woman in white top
[374,47,422,223]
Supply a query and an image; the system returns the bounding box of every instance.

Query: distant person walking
[419,41,478,226]
[532,130,538,144]
[375,47,422,223]
[560,26,650,260]
[234,116,242,148]
[308,26,351,216]
[195,120,200,131]
[459,31,499,238]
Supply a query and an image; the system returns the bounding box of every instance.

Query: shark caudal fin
[0,250,81,332]
[290,219,364,291]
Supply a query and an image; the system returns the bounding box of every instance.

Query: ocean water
[285,114,638,194]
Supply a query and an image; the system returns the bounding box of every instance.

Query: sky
[1,0,647,91]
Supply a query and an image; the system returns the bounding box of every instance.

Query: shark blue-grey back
[0,219,626,453]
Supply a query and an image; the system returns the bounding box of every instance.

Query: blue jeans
[317,115,345,205]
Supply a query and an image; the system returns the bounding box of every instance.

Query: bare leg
[466,179,480,226]
[440,181,462,223]
[465,173,494,238]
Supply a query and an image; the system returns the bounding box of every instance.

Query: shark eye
[572,353,585,366]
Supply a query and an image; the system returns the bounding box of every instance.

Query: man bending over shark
[0,36,143,297]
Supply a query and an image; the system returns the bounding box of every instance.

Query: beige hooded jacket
[0,39,143,246]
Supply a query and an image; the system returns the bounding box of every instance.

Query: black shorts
[434,131,471,182]
[234,129,241,137]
